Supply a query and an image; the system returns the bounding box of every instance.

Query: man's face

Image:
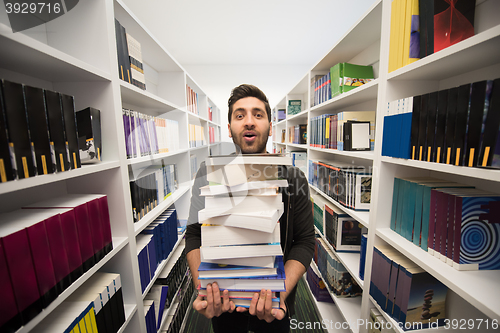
[228,97,272,154]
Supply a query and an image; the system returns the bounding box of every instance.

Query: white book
[201,223,280,247]
[199,204,283,233]
[200,179,288,196]
[200,243,283,260]
[206,154,292,166]
[204,193,282,212]
[202,256,276,268]
[207,164,281,186]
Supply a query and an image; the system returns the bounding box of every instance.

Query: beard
[230,126,270,154]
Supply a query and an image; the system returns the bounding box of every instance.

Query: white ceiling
[121,0,378,66]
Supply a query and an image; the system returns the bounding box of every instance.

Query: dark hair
[228,84,271,123]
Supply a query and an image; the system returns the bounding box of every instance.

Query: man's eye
[236,114,243,119]
[256,113,263,118]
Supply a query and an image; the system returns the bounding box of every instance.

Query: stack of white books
[197,154,292,308]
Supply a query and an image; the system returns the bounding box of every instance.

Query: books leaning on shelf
[277,108,286,122]
[324,202,367,252]
[306,265,334,303]
[311,73,331,107]
[288,124,307,144]
[186,84,199,114]
[370,245,448,329]
[0,79,83,183]
[115,19,146,90]
[308,160,372,211]
[382,78,500,168]
[330,62,374,98]
[288,99,302,115]
[189,123,205,148]
[309,111,375,151]
[390,177,500,270]
[314,236,362,298]
[129,163,178,222]
[76,107,102,164]
[311,193,328,235]
[209,125,217,144]
[0,196,113,332]
[123,108,180,159]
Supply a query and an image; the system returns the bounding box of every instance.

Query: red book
[43,213,72,292]
[0,236,22,333]
[0,217,43,324]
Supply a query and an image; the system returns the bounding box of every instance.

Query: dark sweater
[185,162,315,317]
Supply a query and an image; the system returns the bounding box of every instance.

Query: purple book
[43,214,72,292]
[130,111,137,158]
[0,240,21,332]
[123,109,130,158]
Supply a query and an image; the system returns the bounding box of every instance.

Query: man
[185,84,315,332]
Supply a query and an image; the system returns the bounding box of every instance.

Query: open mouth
[243,132,256,142]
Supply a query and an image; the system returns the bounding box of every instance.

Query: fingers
[255,290,266,319]
[221,289,232,313]
[211,283,222,315]
[192,293,208,312]
[248,292,259,316]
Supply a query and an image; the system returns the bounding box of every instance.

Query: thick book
[479,79,500,167]
[200,243,283,261]
[434,0,475,53]
[425,91,438,162]
[464,80,489,167]
[201,223,280,247]
[198,205,283,233]
[198,258,281,279]
[76,107,101,164]
[343,121,371,151]
[419,0,434,58]
[444,87,458,164]
[1,80,36,179]
[341,63,374,94]
[434,89,448,163]
[0,82,15,182]
[453,83,471,166]
[203,193,282,214]
[410,95,422,160]
[202,256,276,269]
[44,89,70,172]
[200,182,284,196]
[60,93,81,170]
[0,238,22,333]
[23,85,55,175]
[417,93,428,160]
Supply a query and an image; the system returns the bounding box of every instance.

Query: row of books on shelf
[208,126,217,144]
[115,19,146,90]
[137,208,180,293]
[309,111,375,151]
[186,84,199,115]
[288,124,307,144]
[273,108,286,123]
[188,124,206,148]
[382,78,500,168]
[129,163,178,222]
[0,194,113,333]
[208,106,213,122]
[32,273,125,333]
[143,246,188,332]
[312,193,367,252]
[123,108,180,159]
[159,274,194,333]
[0,79,102,183]
[314,236,362,298]
[306,265,334,303]
[391,177,500,271]
[308,160,372,211]
[389,0,476,73]
[370,244,449,329]
[311,63,374,108]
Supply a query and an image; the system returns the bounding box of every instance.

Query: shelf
[187,111,209,123]
[0,24,112,83]
[273,142,286,145]
[376,228,500,321]
[387,25,500,82]
[302,275,350,333]
[117,304,138,333]
[142,234,185,298]
[309,146,375,161]
[120,82,181,113]
[127,149,189,166]
[315,226,364,289]
[287,143,308,149]
[309,184,370,227]
[275,119,287,126]
[189,145,209,152]
[0,161,121,195]
[310,79,379,113]
[311,261,363,333]
[15,237,128,333]
[380,156,500,183]
[134,185,191,235]
[287,110,309,121]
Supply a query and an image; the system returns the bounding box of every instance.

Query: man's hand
[236,289,286,323]
[192,282,235,319]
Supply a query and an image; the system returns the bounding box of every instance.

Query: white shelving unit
[0,1,220,332]
[273,0,500,332]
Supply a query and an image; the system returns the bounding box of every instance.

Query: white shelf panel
[388,25,500,82]
[315,226,364,289]
[287,143,308,149]
[0,161,121,195]
[187,111,209,123]
[302,275,350,333]
[15,237,128,333]
[287,110,309,121]
[0,24,111,82]
[310,79,379,113]
[207,119,220,126]
[275,119,287,127]
[377,228,500,321]
[309,184,370,227]
[381,156,500,183]
[189,145,209,152]
[311,261,362,333]
[309,146,375,161]
[273,142,286,145]
[117,304,138,333]
[134,185,190,236]
[127,149,189,166]
[120,82,180,113]
[142,234,185,298]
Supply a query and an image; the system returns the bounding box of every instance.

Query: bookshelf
[273,0,500,332]
[0,1,220,332]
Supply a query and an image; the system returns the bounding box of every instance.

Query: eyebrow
[233,107,265,113]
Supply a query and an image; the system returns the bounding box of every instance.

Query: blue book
[402,181,417,241]
[359,234,367,281]
[147,236,157,280]
[382,115,391,157]
[390,178,401,231]
[399,112,413,159]
[198,257,282,279]
[412,184,425,247]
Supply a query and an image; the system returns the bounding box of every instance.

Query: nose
[243,114,256,128]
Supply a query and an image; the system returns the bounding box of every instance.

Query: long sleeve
[185,162,208,254]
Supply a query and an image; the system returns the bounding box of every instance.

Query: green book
[330,62,343,97]
[288,100,301,115]
[341,63,374,94]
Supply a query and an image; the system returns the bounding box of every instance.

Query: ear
[228,123,232,138]
[268,122,272,137]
